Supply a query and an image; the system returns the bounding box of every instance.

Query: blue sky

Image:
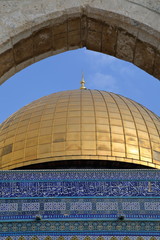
[1,48,160,123]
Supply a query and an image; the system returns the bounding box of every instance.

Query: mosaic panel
[144,202,160,210]
[44,202,66,211]
[122,202,140,211]
[0,170,160,181]
[0,170,160,238]
[0,236,160,240]
[70,202,92,211]
[1,197,160,221]
[0,221,160,233]
[96,202,118,211]
[0,203,18,212]
[1,181,160,198]
[22,203,40,211]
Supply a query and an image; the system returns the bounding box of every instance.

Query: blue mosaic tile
[1,181,160,198]
[1,170,160,238]
[0,235,160,240]
[0,220,160,233]
[0,197,160,221]
[0,169,160,181]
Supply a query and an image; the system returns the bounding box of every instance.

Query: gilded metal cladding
[0,90,160,170]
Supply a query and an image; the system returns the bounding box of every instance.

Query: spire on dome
[80,73,87,90]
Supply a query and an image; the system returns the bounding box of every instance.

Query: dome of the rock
[0,89,160,170]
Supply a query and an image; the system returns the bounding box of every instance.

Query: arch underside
[15,159,153,170]
[0,0,160,84]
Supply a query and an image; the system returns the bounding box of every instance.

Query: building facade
[0,89,160,239]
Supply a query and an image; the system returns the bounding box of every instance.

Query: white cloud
[120,66,135,76]
[85,50,117,67]
[88,72,118,92]
[85,49,136,79]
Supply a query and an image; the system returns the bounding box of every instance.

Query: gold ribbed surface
[0,90,160,170]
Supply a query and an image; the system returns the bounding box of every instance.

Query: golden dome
[0,89,160,170]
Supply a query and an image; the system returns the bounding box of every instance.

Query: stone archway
[0,0,160,85]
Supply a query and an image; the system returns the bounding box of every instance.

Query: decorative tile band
[1,170,160,238]
[1,181,160,198]
[0,203,18,212]
[1,198,160,221]
[0,235,160,240]
[0,220,160,233]
[0,169,160,181]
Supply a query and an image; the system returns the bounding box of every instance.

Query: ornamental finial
[80,73,86,90]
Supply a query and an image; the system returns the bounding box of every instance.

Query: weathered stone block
[116,29,136,62]
[54,22,67,35]
[86,31,102,52]
[134,40,156,74]
[13,37,33,64]
[153,51,160,80]
[54,32,67,51]
[81,16,87,46]
[33,27,53,56]
[68,18,81,32]
[88,18,103,33]
[68,30,81,48]
[0,49,14,77]
[102,24,117,56]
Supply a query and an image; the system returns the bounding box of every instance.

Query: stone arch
[0,0,160,85]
